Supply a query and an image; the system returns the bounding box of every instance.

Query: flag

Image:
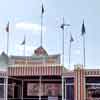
[60,23,70,29]
[6,22,9,32]
[21,36,26,45]
[70,34,74,43]
[42,4,44,14]
[60,24,65,29]
[81,20,86,35]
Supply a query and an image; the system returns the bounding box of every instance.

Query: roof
[9,54,60,65]
[0,52,8,67]
[8,46,61,65]
[8,64,100,77]
[8,64,63,76]
[10,54,60,60]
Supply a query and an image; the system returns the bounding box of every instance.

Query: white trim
[63,76,75,78]
[86,83,100,85]
[64,83,74,85]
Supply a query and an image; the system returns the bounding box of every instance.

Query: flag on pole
[61,23,70,29]
[70,34,74,43]
[21,35,26,56]
[40,3,45,47]
[6,22,10,56]
[68,33,74,68]
[60,24,65,29]
[21,36,26,45]
[6,22,9,32]
[42,4,44,14]
[81,20,86,35]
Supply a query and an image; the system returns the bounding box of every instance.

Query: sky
[0,0,100,69]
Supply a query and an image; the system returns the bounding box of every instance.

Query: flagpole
[83,34,86,100]
[81,20,86,100]
[39,4,44,100]
[81,20,86,67]
[21,35,26,64]
[69,32,74,68]
[7,31,9,56]
[24,40,25,57]
[41,12,43,47]
[40,4,44,47]
[61,17,71,100]
[40,12,42,99]
[22,35,26,57]
[6,22,9,100]
[62,18,64,66]
[61,17,64,100]
[24,35,27,65]
[69,34,71,67]
[6,22,9,56]
[83,35,85,67]
[40,4,46,65]
[83,32,86,100]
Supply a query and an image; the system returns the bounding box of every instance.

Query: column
[62,76,64,100]
[65,82,66,100]
[39,76,41,100]
[5,76,8,100]
[22,80,23,100]
[4,78,5,100]
[74,65,86,100]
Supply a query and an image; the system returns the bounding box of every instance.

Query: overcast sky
[0,0,100,69]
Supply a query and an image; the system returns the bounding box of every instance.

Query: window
[0,84,4,98]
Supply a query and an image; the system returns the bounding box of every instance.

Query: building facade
[0,52,8,100]
[8,46,62,100]
[0,47,100,100]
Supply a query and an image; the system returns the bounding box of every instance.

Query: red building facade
[0,47,100,100]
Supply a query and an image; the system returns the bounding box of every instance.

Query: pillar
[39,76,41,100]
[21,80,23,100]
[74,65,86,100]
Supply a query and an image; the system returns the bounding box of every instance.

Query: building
[0,47,100,100]
[63,64,100,100]
[8,46,62,100]
[0,52,8,100]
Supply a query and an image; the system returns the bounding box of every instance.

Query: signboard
[45,84,61,96]
[27,83,61,96]
[27,83,39,96]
